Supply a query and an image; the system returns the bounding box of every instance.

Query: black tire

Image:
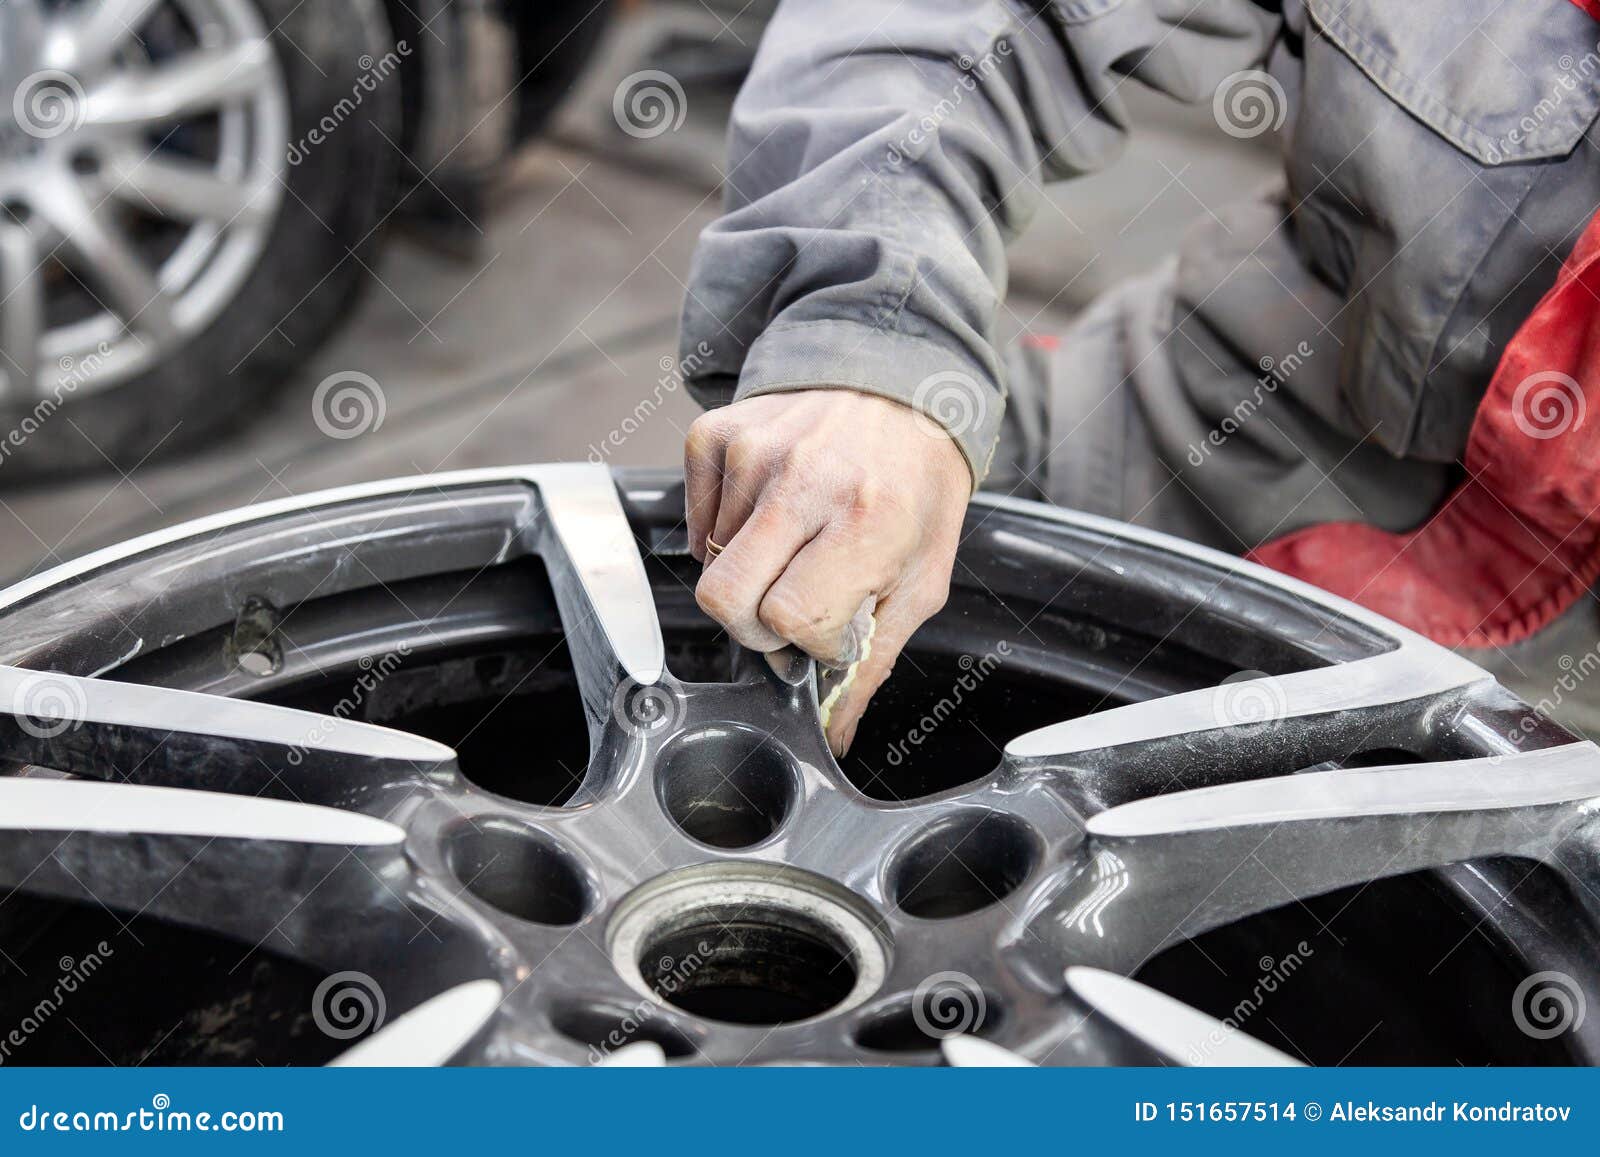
[0,0,401,484]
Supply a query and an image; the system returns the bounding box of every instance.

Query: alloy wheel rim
[0,0,288,402]
[0,464,1596,1066]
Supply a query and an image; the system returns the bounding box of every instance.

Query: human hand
[684,390,971,755]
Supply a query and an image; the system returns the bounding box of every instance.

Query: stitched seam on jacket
[1306,0,1600,162]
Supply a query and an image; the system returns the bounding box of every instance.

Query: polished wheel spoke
[524,464,665,730]
[940,1034,1034,1067]
[1005,647,1489,811]
[1065,968,1302,1066]
[104,149,274,226]
[82,40,275,128]
[0,807,413,967]
[329,979,503,1067]
[594,1041,668,1067]
[0,223,43,400]
[1015,743,1600,973]
[0,663,457,806]
[0,776,404,844]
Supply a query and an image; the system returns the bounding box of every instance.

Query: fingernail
[832,723,857,761]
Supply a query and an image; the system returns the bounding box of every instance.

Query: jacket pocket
[1306,0,1600,164]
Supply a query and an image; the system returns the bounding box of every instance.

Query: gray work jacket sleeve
[678,0,1277,485]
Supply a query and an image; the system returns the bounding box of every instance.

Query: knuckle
[758,592,816,643]
[848,472,907,521]
[695,573,735,621]
[720,438,749,477]
[851,474,888,512]
[685,414,727,459]
[684,422,711,460]
[757,595,798,639]
[724,430,774,477]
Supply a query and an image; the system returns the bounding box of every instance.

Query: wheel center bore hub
[605,863,890,1028]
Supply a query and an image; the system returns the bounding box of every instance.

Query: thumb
[819,588,928,757]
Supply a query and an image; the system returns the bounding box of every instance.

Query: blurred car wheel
[0,0,401,481]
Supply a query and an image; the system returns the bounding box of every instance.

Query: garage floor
[0,2,1275,584]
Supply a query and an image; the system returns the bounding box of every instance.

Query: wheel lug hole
[656,725,800,849]
[444,819,590,926]
[889,810,1040,919]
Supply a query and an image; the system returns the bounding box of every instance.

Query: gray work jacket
[678,0,1600,489]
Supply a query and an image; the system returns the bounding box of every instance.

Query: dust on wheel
[0,464,1597,1066]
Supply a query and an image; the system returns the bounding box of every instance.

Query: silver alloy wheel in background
[0,464,1597,1066]
[0,0,287,400]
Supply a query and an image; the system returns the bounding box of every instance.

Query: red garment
[1570,0,1600,20]
[1249,209,1600,649]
